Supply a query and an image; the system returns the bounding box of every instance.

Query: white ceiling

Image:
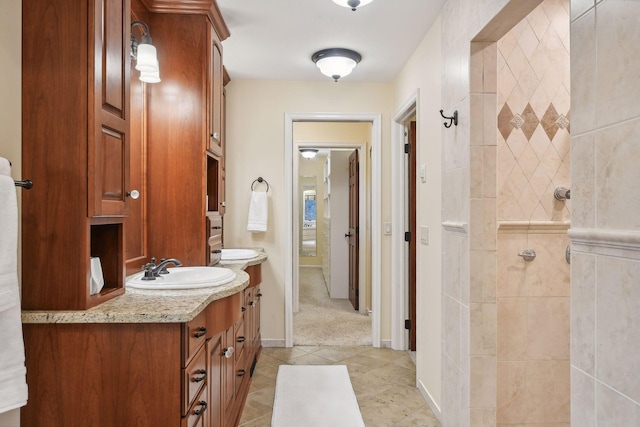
[216,0,446,83]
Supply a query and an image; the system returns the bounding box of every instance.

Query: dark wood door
[348,150,360,311]
[408,121,417,351]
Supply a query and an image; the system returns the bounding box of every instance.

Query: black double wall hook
[439,109,458,128]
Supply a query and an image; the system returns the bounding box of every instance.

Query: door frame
[293,143,366,312]
[285,112,382,348]
[391,91,419,350]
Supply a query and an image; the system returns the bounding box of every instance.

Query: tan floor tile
[393,405,441,427]
[239,412,272,427]
[242,346,441,427]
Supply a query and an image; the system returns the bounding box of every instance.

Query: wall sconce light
[332,0,375,11]
[300,148,319,159]
[311,48,361,82]
[131,21,160,83]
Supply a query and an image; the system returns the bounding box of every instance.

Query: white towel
[0,158,28,413]
[247,191,268,233]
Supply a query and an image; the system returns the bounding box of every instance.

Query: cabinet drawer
[208,213,223,266]
[181,386,208,427]
[182,343,207,416]
[182,309,208,365]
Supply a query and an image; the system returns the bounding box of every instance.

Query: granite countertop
[21,249,267,325]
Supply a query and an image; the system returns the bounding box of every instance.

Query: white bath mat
[271,365,365,427]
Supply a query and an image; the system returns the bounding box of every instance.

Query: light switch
[419,164,427,183]
[384,222,392,235]
[420,226,429,245]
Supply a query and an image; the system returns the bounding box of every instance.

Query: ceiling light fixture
[332,0,375,11]
[131,21,161,83]
[311,48,362,82]
[300,148,319,159]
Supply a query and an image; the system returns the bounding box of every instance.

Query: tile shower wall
[495,2,571,426]
[442,0,572,426]
[570,0,640,426]
[496,0,570,223]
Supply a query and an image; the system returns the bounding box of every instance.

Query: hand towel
[0,158,28,413]
[247,191,268,233]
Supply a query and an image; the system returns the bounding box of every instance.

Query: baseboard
[299,265,322,269]
[379,339,392,348]
[261,339,287,348]
[417,379,442,421]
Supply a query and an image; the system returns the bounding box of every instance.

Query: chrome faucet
[141,257,182,280]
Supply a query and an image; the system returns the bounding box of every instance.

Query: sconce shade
[135,43,159,73]
[311,48,361,82]
[332,0,375,11]
[140,69,161,83]
[300,149,319,159]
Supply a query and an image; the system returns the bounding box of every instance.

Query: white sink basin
[126,267,237,290]
[221,249,260,260]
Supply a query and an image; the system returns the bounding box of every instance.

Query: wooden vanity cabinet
[21,0,130,310]
[22,292,244,427]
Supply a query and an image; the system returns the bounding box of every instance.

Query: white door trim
[285,112,382,348]
[391,91,419,350]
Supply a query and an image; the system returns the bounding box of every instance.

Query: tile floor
[239,345,441,427]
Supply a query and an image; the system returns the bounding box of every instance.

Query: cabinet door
[208,30,223,156]
[208,334,224,427]
[89,0,130,217]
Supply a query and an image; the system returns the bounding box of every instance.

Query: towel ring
[251,177,269,192]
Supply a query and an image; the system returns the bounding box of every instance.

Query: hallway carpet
[294,267,371,346]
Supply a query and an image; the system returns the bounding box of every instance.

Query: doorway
[284,113,382,348]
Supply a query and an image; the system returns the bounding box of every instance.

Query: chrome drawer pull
[193,327,207,338]
[237,336,246,343]
[237,369,246,377]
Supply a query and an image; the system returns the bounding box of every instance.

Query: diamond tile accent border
[510,113,525,129]
[555,114,569,130]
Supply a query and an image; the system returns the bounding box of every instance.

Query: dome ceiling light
[300,148,319,159]
[311,48,362,82]
[332,0,375,11]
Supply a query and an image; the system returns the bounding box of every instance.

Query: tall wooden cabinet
[141,2,230,267]
[22,0,131,310]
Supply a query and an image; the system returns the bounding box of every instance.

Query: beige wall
[570,0,640,425]
[223,80,394,342]
[0,0,22,425]
[393,16,443,414]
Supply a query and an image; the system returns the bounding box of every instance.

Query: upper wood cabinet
[144,3,230,266]
[21,0,130,310]
[209,35,224,156]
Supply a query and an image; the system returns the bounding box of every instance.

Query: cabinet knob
[257,293,263,298]
[212,249,222,254]
[242,306,246,312]
[126,189,140,199]
[220,201,226,207]
[250,301,256,307]
[212,225,222,230]
[192,369,207,383]
[211,132,220,140]
[193,326,207,338]
[193,401,207,416]
[223,347,234,358]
